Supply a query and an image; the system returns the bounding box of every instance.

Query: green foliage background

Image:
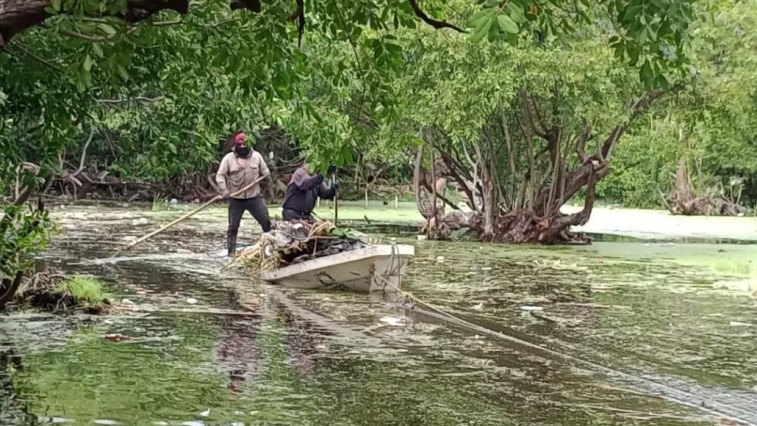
[2,0,751,208]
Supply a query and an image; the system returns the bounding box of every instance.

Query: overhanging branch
[0,0,191,47]
[98,96,165,104]
[408,0,465,32]
[287,0,305,47]
[229,0,262,12]
[58,28,110,42]
[3,0,464,49]
[600,82,684,161]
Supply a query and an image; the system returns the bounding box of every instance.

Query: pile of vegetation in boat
[237,220,371,274]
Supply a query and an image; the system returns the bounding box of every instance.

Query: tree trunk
[0,272,23,309]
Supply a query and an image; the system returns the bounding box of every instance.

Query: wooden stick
[122,176,266,251]
[332,173,339,227]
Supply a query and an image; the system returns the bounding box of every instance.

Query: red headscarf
[234,132,247,145]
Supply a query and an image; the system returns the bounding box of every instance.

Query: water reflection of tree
[273,300,330,377]
[213,288,333,393]
[0,348,39,425]
[213,290,264,394]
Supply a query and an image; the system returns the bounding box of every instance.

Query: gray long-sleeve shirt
[216,151,270,199]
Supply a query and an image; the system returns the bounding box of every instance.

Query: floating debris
[520,306,544,312]
[104,334,131,342]
[379,316,406,327]
[186,297,198,305]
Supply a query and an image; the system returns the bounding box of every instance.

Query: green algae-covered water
[2,203,757,425]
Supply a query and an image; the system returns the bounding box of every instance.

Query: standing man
[216,132,272,256]
[282,159,339,221]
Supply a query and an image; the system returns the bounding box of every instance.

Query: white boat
[260,244,415,293]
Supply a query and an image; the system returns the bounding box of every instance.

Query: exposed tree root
[468,210,591,244]
[672,196,745,216]
[668,159,745,216]
[421,209,591,244]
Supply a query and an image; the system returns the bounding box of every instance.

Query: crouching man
[282,160,338,221]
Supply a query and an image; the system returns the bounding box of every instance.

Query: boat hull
[260,244,414,293]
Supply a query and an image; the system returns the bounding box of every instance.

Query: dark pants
[282,208,313,222]
[227,197,271,255]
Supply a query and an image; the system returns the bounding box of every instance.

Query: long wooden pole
[332,173,339,227]
[123,176,266,251]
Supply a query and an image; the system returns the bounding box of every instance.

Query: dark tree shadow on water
[213,288,334,394]
[213,290,264,394]
[274,300,332,378]
[0,347,40,426]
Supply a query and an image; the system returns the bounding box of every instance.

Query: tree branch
[98,96,165,104]
[408,0,466,32]
[229,0,261,12]
[58,28,110,42]
[0,0,190,46]
[5,41,64,73]
[600,82,683,161]
[287,0,305,48]
[150,19,184,26]
[72,126,95,178]
[573,120,591,163]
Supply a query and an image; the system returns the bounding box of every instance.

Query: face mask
[234,145,252,158]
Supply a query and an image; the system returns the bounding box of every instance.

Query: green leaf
[51,0,61,12]
[488,18,500,41]
[621,5,643,23]
[75,76,86,93]
[83,55,93,72]
[466,8,495,29]
[497,14,519,34]
[640,60,654,88]
[506,2,526,23]
[466,10,489,27]
[471,17,494,42]
[654,74,670,90]
[116,64,129,81]
[98,23,117,37]
[91,43,104,58]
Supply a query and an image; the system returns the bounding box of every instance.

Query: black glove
[327,162,337,175]
[331,180,340,191]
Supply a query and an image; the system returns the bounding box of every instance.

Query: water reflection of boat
[260,244,415,292]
